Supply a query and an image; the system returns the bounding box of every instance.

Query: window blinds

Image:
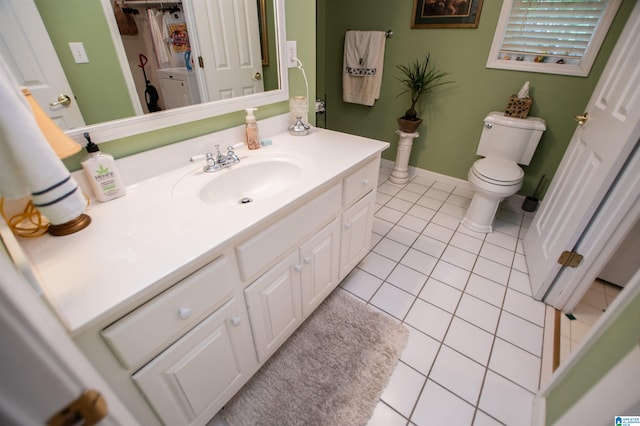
[500,0,609,65]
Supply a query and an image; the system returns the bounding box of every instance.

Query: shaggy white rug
[224,289,408,426]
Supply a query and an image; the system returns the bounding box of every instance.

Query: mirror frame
[63,0,288,144]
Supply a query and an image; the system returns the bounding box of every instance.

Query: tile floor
[559,278,622,363]
[338,164,548,426]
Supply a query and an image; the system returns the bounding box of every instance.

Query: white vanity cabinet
[132,297,254,425]
[100,255,257,426]
[17,129,390,426]
[244,218,341,362]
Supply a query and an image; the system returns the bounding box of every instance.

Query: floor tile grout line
[373,171,544,424]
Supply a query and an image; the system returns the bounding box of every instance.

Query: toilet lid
[473,158,524,183]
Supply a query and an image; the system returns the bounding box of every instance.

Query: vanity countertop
[16,128,389,335]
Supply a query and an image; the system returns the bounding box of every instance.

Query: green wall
[319,0,635,196]
[35,0,135,125]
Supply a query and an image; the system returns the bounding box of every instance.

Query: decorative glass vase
[289,96,308,126]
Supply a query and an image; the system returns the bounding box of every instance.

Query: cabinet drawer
[102,256,236,369]
[342,158,379,207]
[235,183,341,282]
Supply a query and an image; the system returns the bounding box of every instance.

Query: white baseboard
[380,158,472,191]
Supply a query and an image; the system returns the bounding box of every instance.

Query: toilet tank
[477,112,546,165]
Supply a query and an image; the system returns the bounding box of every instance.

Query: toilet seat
[471,158,523,186]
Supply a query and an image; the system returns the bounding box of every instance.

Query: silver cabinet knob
[230,316,242,326]
[178,307,192,320]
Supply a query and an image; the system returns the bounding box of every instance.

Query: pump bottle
[244,108,260,150]
[81,133,126,202]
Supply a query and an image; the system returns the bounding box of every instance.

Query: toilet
[461,112,546,233]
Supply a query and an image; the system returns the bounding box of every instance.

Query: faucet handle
[227,145,240,162]
[203,152,220,172]
[214,144,225,163]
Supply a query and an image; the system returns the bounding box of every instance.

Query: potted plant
[396,53,452,133]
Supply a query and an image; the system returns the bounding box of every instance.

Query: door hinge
[47,389,108,426]
[198,56,204,68]
[557,250,584,268]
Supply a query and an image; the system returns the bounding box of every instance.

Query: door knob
[49,94,72,107]
[252,72,262,81]
[575,112,589,125]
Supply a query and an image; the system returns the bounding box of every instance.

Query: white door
[0,250,138,425]
[524,3,640,301]
[186,0,264,101]
[0,0,85,130]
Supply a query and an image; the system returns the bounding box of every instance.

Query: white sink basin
[199,159,303,206]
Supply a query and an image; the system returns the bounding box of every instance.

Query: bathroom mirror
[1,0,288,144]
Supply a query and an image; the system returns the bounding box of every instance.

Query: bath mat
[223,289,408,426]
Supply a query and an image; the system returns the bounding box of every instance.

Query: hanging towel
[343,31,386,106]
[0,57,87,226]
[147,8,171,68]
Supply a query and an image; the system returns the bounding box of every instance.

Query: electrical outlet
[287,41,297,68]
[68,42,89,64]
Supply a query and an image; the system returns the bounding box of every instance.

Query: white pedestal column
[389,129,420,184]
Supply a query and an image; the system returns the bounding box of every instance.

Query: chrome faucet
[201,145,240,172]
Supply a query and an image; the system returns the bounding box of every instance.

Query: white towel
[148,8,171,68]
[343,31,386,106]
[0,57,87,226]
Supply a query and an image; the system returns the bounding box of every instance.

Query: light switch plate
[69,42,89,64]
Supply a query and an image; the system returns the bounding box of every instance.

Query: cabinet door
[340,191,376,280]
[159,77,190,109]
[300,218,340,318]
[132,297,256,426]
[244,251,302,362]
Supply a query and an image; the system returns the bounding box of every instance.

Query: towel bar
[346,29,393,38]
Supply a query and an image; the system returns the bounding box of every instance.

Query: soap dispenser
[81,132,126,202]
[244,108,260,150]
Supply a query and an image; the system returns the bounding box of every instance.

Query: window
[486,0,622,76]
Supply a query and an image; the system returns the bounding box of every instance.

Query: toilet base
[461,191,503,233]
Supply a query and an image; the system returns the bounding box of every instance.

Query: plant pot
[397,117,422,133]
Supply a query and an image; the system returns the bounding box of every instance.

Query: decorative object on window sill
[411,0,483,28]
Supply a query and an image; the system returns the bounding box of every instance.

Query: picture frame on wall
[411,0,484,28]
